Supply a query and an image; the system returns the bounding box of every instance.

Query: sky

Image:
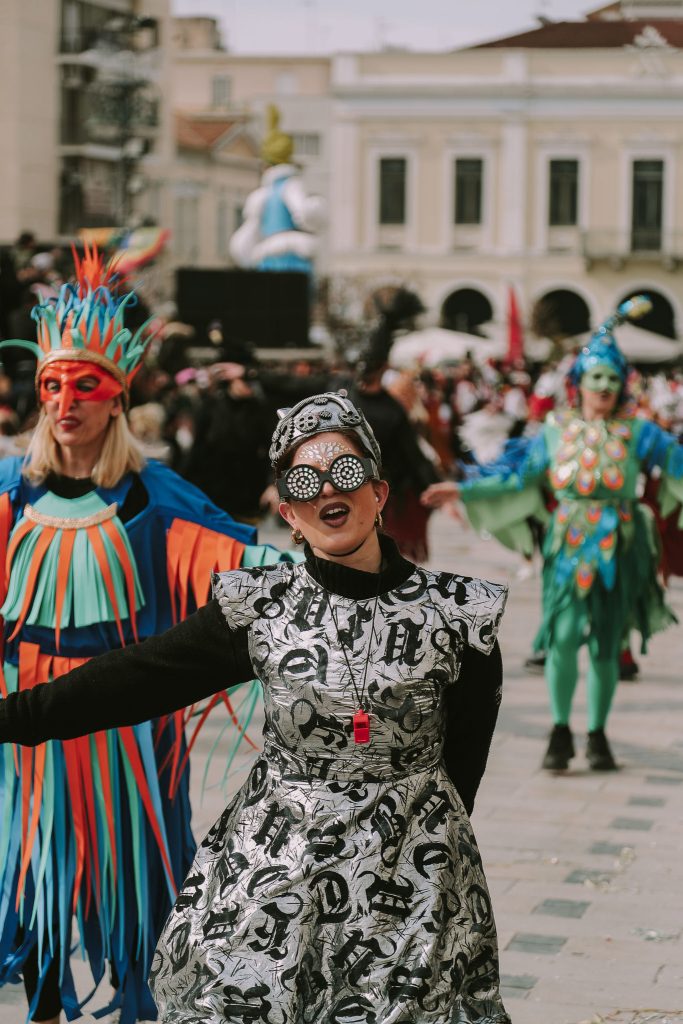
[171,0,597,55]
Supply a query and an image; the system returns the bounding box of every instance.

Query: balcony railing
[60,30,106,54]
[60,79,159,147]
[581,230,683,270]
[60,19,159,57]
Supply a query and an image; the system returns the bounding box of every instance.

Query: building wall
[171,52,330,111]
[0,0,60,241]
[0,0,177,247]
[327,46,683,336]
[163,147,261,270]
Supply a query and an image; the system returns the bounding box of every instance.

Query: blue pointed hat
[568,295,652,392]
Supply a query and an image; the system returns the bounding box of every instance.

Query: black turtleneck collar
[304,533,415,599]
[45,472,95,499]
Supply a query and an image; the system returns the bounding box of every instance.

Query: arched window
[440,289,493,334]
[531,289,591,341]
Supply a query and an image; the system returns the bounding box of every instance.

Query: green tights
[545,601,621,732]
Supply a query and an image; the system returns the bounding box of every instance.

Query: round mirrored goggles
[277,454,379,502]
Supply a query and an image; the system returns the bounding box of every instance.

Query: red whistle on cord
[353,710,370,744]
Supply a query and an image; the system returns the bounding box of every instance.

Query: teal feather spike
[114,292,137,326]
[124,348,146,371]
[47,311,64,351]
[106,328,132,362]
[54,284,77,322]
[68,325,87,350]
[31,302,63,350]
[0,337,42,358]
[125,337,155,370]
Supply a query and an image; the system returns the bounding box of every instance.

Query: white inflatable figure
[230,105,324,274]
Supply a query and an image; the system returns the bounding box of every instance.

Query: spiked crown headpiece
[0,244,156,404]
[269,391,382,469]
[568,295,652,393]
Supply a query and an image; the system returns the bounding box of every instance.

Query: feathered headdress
[0,243,156,403]
[568,295,652,393]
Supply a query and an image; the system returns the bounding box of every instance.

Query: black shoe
[619,653,640,681]
[525,652,546,675]
[542,724,575,770]
[586,729,618,771]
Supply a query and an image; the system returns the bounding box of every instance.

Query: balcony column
[499,114,528,256]
[329,116,359,254]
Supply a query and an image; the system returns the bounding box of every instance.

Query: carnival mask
[39,360,123,418]
[581,365,622,395]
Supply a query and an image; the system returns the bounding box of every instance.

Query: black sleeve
[442,640,503,816]
[394,408,441,491]
[0,600,254,747]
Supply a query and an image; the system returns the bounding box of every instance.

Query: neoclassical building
[6,0,683,349]
[169,0,683,345]
[327,0,683,344]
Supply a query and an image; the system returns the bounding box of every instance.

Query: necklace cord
[319,557,382,713]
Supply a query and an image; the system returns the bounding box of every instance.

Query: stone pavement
[1,511,682,1023]
[426,515,683,1024]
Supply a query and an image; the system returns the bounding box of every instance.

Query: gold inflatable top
[261,104,294,166]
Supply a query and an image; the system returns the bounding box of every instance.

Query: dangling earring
[375,511,383,530]
[291,528,304,545]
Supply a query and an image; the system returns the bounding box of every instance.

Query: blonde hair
[23,409,146,488]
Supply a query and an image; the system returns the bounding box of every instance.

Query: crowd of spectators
[1,240,682,542]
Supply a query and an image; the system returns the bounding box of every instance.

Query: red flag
[507,286,524,364]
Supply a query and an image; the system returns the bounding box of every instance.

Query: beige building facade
[0,0,61,241]
[3,0,683,347]
[167,2,683,345]
[328,5,683,343]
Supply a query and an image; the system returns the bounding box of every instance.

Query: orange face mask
[39,361,124,418]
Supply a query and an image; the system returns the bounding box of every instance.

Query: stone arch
[530,288,591,341]
[440,288,494,334]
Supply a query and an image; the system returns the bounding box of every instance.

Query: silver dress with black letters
[149,560,510,1024]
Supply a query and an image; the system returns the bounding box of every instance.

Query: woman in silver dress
[0,392,511,1024]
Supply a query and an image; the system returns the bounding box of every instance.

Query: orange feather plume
[71,241,127,297]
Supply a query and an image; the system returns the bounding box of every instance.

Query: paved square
[533,898,591,919]
[610,816,655,831]
[2,513,681,1024]
[506,933,568,955]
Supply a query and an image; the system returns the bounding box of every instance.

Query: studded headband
[269,391,382,468]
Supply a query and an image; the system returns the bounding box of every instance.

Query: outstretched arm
[0,600,253,746]
[637,419,683,527]
[423,432,552,556]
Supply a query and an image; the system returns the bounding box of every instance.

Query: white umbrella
[476,322,554,363]
[390,328,503,368]
[575,324,683,363]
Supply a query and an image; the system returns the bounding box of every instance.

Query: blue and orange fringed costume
[0,249,288,1022]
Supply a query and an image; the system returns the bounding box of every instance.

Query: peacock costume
[457,298,682,762]
[0,249,290,1023]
